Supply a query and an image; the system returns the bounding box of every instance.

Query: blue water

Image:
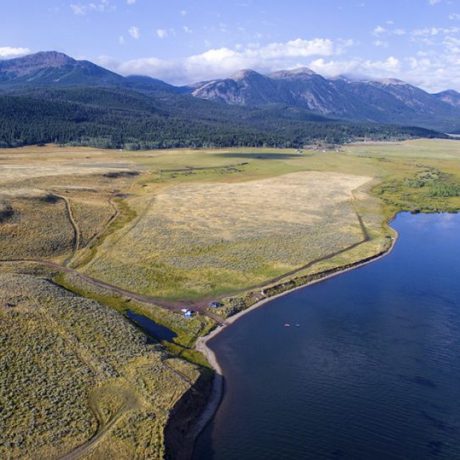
[126,310,177,342]
[193,213,460,460]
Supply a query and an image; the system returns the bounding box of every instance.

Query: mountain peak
[8,51,75,68]
[436,89,460,96]
[0,51,78,79]
[433,89,460,107]
[270,67,317,79]
[231,69,264,80]
[334,73,370,82]
[0,50,123,87]
[374,78,408,86]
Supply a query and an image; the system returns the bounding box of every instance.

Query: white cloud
[182,38,341,80]
[70,4,85,15]
[0,46,31,58]
[156,29,168,39]
[309,56,401,77]
[369,56,401,72]
[104,38,348,84]
[412,27,441,36]
[97,25,460,92]
[257,38,337,57]
[112,56,178,78]
[119,35,125,45]
[411,26,460,45]
[449,13,460,20]
[180,9,187,16]
[309,51,460,93]
[183,26,192,34]
[373,25,406,37]
[128,26,140,39]
[373,25,386,36]
[428,0,442,4]
[70,0,113,15]
[127,0,136,4]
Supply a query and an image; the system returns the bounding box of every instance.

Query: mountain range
[0,51,457,148]
[191,68,460,132]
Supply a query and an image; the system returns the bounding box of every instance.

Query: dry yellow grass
[0,272,201,459]
[0,146,141,262]
[2,141,460,459]
[62,191,116,247]
[0,195,74,260]
[345,139,460,160]
[82,171,371,299]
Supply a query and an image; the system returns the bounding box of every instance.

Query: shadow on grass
[164,368,216,460]
[214,153,304,160]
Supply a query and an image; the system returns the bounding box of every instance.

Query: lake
[126,310,177,342]
[193,213,460,460]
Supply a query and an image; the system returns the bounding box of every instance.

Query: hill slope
[433,89,460,108]
[0,52,451,147]
[192,70,460,132]
[0,86,443,149]
[0,51,124,88]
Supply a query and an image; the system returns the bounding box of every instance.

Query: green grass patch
[53,272,216,365]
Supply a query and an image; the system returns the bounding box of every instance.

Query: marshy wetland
[1,139,460,458]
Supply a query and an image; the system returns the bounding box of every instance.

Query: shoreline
[188,223,400,457]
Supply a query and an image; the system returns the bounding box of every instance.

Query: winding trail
[0,190,372,320]
[29,289,142,460]
[52,192,81,267]
[0,257,186,310]
[0,256,226,329]
[60,389,141,460]
[77,194,120,258]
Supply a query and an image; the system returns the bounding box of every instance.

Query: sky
[1,0,460,91]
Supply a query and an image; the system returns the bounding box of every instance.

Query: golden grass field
[1,139,460,458]
[82,171,371,299]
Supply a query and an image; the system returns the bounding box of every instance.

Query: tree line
[0,88,446,149]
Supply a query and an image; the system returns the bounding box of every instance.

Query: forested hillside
[0,52,449,149]
[0,89,444,149]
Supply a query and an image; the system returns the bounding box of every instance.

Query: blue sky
[1,0,460,90]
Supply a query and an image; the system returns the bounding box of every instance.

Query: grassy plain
[82,171,370,300]
[1,139,460,458]
[79,141,460,302]
[344,140,460,213]
[0,272,203,459]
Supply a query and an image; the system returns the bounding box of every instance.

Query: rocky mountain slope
[0,51,457,140]
[191,69,460,132]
